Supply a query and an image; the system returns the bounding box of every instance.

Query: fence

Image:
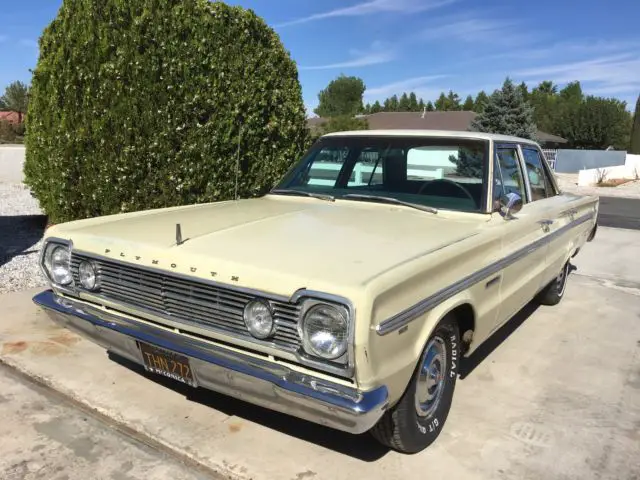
[542,149,557,170]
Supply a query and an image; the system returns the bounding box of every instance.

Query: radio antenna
[235,125,241,201]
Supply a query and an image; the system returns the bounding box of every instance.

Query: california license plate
[138,342,195,386]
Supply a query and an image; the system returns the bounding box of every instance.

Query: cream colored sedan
[34,130,598,453]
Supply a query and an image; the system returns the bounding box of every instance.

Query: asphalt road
[0,364,215,480]
[597,196,640,230]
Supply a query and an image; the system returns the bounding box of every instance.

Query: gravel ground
[0,182,48,294]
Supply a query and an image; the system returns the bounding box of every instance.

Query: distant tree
[318,115,369,135]
[370,100,383,114]
[362,103,371,114]
[462,95,474,111]
[559,81,583,104]
[388,94,399,111]
[434,92,447,111]
[314,75,366,117]
[398,92,410,111]
[0,81,29,123]
[517,82,529,102]
[446,90,461,110]
[408,92,419,112]
[630,94,640,154]
[426,101,435,112]
[558,96,631,150]
[417,98,426,112]
[472,77,536,139]
[450,149,484,178]
[474,91,488,113]
[530,80,559,133]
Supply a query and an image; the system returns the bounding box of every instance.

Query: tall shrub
[25,0,308,223]
[630,94,640,154]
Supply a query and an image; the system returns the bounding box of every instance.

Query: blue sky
[2,0,639,115]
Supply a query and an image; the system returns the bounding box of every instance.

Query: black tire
[370,315,460,453]
[537,261,570,306]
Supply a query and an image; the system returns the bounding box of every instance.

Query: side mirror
[499,192,523,219]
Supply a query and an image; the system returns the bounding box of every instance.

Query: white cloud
[300,52,395,70]
[517,53,640,96]
[276,0,456,28]
[365,75,451,98]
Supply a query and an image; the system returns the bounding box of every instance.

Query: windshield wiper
[269,189,335,202]
[342,194,438,214]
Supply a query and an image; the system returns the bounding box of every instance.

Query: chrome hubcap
[415,337,447,417]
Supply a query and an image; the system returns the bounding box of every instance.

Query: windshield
[273,135,489,213]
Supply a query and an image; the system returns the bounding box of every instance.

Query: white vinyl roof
[322,129,541,146]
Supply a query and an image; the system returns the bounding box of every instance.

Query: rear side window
[521,147,556,200]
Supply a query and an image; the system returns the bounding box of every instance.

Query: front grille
[71,253,302,351]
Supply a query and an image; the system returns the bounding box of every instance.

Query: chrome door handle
[538,219,554,232]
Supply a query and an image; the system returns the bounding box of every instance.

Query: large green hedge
[25,0,308,223]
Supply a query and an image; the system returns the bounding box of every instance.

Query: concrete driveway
[1,226,639,480]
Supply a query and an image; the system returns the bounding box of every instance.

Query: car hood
[50,196,485,297]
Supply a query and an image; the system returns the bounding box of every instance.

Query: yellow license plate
[138,342,195,386]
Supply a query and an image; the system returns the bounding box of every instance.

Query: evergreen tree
[426,101,435,112]
[398,92,410,111]
[471,78,537,139]
[518,82,529,102]
[417,98,426,112]
[474,91,488,113]
[462,95,474,111]
[630,94,640,154]
[435,92,447,111]
[389,94,399,111]
[371,100,382,114]
[446,90,461,110]
[408,92,419,112]
[383,98,392,111]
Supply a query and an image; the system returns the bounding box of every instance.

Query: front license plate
[138,342,196,386]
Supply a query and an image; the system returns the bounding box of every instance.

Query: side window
[494,147,526,204]
[304,146,350,187]
[522,147,555,200]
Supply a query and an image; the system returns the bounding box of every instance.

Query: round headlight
[301,304,348,360]
[78,261,98,290]
[244,300,275,339]
[46,245,73,285]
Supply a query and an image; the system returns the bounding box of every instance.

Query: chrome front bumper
[33,290,388,434]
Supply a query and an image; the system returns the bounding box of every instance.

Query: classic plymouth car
[34,130,598,453]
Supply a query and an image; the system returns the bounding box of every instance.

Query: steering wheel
[417,178,476,203]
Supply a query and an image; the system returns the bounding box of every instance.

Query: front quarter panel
[354,229,503,404]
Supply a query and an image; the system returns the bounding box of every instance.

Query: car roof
[322,129,541,146]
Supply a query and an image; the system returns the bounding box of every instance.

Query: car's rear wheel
[537,261,570,306]
[370,315,459,453]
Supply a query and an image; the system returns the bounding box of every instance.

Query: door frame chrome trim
[376,212,593,335]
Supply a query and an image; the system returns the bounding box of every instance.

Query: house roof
[0,111,22,124]
[323,129,541,146]
[308,111,567,144]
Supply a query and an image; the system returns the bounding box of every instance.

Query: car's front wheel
[370,315,460,453]
[536,261,570,306]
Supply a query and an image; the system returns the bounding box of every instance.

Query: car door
[491,144,549,329]
[519,145,593,288]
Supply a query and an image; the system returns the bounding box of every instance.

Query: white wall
[0,145,26,184]
[577,154,640,186]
